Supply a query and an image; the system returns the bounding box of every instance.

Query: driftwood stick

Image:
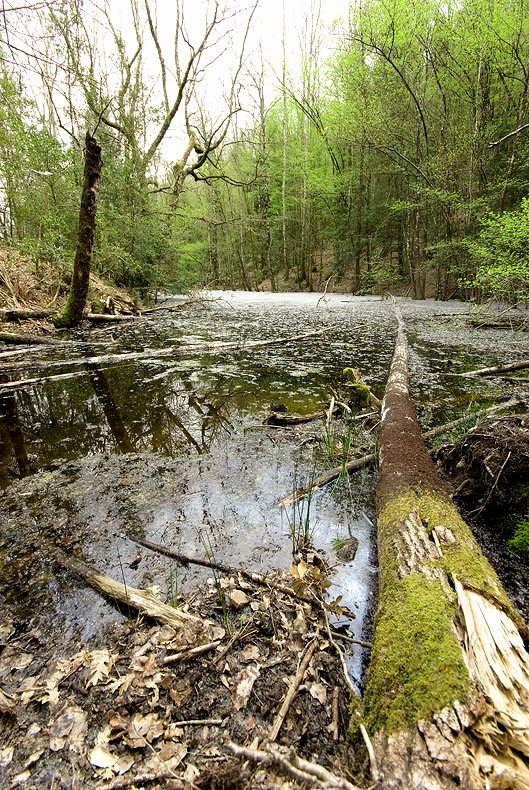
[280,400,519,507]
[458,359,529,377]
[0,308,55,321]
[421,400,520,439]
[330,630,373,649]
[0,331,63,346]
[0,368,102,392]
[331,686,340,741]
[228,742,360,790]
[41,538,203,631]
[85,313,135,322]
[162,640,221,665]
[279,454,377,507]
[126,535,319,606]
[267,407,337,426]
[269,639,318,742]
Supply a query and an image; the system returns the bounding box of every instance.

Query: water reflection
[0,379,30,487]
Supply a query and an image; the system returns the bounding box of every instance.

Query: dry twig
[228,741,362,790]
[269,638,318,742]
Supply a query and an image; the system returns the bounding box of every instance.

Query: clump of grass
[199,531,232,634]
[332,537,347,551]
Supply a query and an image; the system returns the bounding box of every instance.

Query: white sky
[3,0,350,161]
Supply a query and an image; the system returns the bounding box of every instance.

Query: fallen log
[0,331,63,346]
[0,327,328,384]
[126,535,323,608]
[85,312,135,322]
[459,358,529,377]
[0,308,55,321]
[266,406,338,426]
[279,454,376,508]
[362,311,529,789]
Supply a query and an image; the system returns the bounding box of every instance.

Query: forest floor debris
[0,564,369,789]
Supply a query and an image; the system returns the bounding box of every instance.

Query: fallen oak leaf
[108,672,135,695]
[0,686,16,715]
[87,649,114,687]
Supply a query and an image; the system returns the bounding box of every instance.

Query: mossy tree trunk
[362,310,529,789]
[54,134,102,328]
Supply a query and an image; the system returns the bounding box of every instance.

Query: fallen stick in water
[457,359,529,377]
[0,328,328,389]
[280,399,520,507]
[125,535,323,608]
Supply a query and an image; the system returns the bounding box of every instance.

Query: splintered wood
[454,578,529,786]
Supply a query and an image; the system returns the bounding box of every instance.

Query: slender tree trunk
[355,142,364,290]
[209,185,220,284]
[362,308,529,789]
[281,4,289,284]
[54,133,102,328]
[499,57,529,213]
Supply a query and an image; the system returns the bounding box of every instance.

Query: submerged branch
[0,329,327,391]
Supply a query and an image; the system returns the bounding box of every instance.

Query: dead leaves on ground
[0,568,358,788]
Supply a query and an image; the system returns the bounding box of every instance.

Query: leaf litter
[0,564,369,789]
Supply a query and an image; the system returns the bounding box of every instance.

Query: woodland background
[1,0,529,303]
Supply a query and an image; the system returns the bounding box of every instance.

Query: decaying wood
[329,631,373,649]
[364,309,529,789]
[269,639,318,742]
[280,400,518,507]
[421,399,520,439]
[279,454,377,507]
[85,312,135,323]
[459,358,529,376]
[266,406,338,426]
[331,686,340,740]
[162,640,221,665]
[126,535,321,607]
[0,308,55,321]
[227,741,360,790]
[0,331,63,346]
[42,538,205,633]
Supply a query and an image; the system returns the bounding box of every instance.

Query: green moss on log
[343,367,371,407]
[363,573,469,733]
[364,488,524,735]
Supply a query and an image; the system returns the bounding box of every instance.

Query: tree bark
[54,134,102,328]
[362,311,529,789]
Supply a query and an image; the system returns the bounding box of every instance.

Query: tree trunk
[54,134,102,328]
[362,308,529,789]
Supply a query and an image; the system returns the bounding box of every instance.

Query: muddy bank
[3,293,529,787]
[433,413,529,622]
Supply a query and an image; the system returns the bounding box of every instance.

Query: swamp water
[1,292,528,687]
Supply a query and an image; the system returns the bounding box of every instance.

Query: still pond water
[1,292,527,687]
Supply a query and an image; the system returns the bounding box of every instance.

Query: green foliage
[509,514,529,559]
[4,0,529,297]
[465,199,529,302]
